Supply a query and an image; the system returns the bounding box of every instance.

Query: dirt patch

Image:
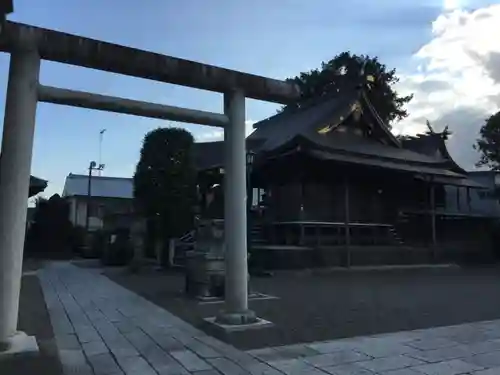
[0,273,62,375]
[106,265,500,350]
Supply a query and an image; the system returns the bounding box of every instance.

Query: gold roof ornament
[317,116,345,134]
[318,124,334,134]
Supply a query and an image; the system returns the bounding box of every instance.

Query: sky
[1,0,500,198]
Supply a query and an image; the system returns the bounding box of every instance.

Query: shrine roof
[246,88,449,166]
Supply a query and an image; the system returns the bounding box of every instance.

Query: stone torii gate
[0,21,299,354]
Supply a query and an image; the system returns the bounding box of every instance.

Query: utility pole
[98,129,106,176]
[85,161,96,234]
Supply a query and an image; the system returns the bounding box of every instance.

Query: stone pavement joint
[38,262,500,375]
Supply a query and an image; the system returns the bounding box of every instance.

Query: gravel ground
[0,263,62,375]
[105,265,500,350]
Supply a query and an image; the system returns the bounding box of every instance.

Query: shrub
[101,229,133,266]
[69,226,86,254]
[88,230,107,259]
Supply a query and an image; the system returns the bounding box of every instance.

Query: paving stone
[271,344,320,360]
[303,350,372,368]
[411,359,484,375]
[379,369,422,375]
[352,342,419,358]
[106,337,140,358]
[124,330,158,353]
[185,338,223,358]
[68,313,91,328]
[82,340,109,357]
[88,352,123,375]
[94,321,122,340]
[155,363,191,374]
[59,349,87,368]
[447,330,493,344]
[247,347,281,361]
[462,350,500,368]
[368,331,420,344]
[208,357,251,374]
[195,335,237,354]
[100,307,125,323]
[466,340,500,355]
[170,349,213,372]
[268,358,328,374]
[245,362,285,375]
[406,337,459,351]
[216,348,261,368]
[317,363,374,374]
[114,320,138,334]
[143,346,180,370]
[405,344,473,363]
[307,339,361,354]
[62,361,94,375]
[56,333,81,350]
[74,324,102,343]
[151,334,185,352]
[473,367,500,375]
[116,355,157,375]
[53,317,75,335]
[357,355,425,373]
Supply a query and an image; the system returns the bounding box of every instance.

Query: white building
[62,173,134,231]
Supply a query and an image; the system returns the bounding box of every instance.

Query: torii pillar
[0,42,40,355]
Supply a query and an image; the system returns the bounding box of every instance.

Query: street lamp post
[246,151,255,258]
[85,161,105,234]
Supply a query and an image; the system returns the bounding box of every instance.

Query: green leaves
[133,127,197,239]
[475,112,500,170]
[282,51,413,127]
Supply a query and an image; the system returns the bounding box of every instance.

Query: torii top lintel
[0,21,301,105]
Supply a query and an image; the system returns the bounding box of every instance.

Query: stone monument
[129,216,147,273]
[185,218,226,298]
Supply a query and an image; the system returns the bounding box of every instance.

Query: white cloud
[395,4,500,169]
[195,120,256,142]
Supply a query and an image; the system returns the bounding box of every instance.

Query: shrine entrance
[0,20,299,351]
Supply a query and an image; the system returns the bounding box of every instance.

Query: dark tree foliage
[283,51,413,126]
[133,127,197,240]
[475,111,500,169]
[25,194,74,256]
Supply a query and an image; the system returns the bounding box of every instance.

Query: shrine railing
[262,221,402,247]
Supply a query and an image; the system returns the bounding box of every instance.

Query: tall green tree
[283,51,413,126]
[133,127,197,263]
[475,111,500,169]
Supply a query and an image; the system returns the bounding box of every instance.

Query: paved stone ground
[39,262,283,375]
[106,265,500,349]
[41,261,500,374]
[246,320,500,374]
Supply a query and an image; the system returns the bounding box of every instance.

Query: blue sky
[1,0,499,198]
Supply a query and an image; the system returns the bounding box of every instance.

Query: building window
[478,191,496,199]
